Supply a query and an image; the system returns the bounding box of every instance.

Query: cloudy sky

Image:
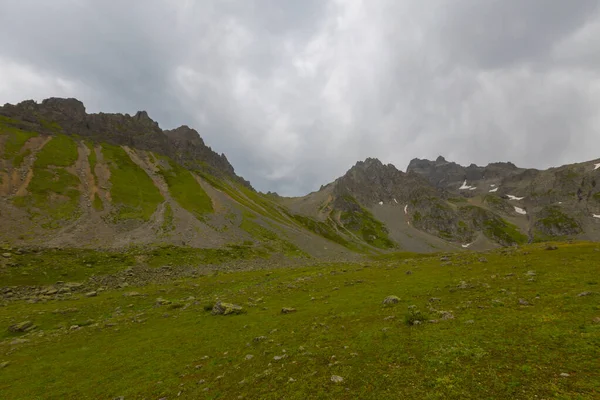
[1,0,600,195]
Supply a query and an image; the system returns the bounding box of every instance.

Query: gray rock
[281,307,297,314]
[382,295,400,305]
[9,320,35,333]
[212,301,244,315]
[0,361,9,369]
[405,270,413,275]
[577,291,593,297]
[331,375,344,383]
[429,297,441,303]
[85,291,97,298]
[2,253,12,258]
[518,298,530,306]
[560,372,570,377]
[253,336,267,342]
[439,311,454,320]
[155,298,172,306]
[245,354,254,360]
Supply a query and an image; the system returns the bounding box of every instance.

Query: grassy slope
[12,135,81,225]
[101,144,164,221]
[0,116,39,165]
[1,243,598,399]
[158,158,213,218]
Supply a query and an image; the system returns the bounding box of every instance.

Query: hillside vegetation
[0,242,598,399]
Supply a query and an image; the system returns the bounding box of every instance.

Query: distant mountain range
[1,98,599,255]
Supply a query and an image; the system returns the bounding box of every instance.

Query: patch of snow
[594,162,600,170]
[558,202,563,205]
[404,205,408,215]
[490,184,496,187]
[507,195,525,201]
[378,201,383,205]
[514,206,527,215]
[469,187,477,191]
[393,198,398,204]
[459,180,475,190]
[462,242,473,248]
[593,214,600,219]
[489,187,498,193]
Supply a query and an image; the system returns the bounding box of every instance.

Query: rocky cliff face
[407,156,524,191]
[0,98,250,186]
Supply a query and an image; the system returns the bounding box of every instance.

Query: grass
[101,144,164,221]
[12,135,81,224]
[158,158,213,218]
[0,119,38,163]
[34,135,78,168]
[0,242,599,399]
[338,196,396,250]
[534,206,582,238]
[239,212,306,257]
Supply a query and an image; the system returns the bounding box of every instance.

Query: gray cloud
[1,0,600,195]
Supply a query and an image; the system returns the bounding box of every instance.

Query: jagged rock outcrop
[0,98,250,186]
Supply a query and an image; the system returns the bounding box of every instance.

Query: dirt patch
[94,145,111,202]
[0,171,9,196]
[73,142,94,209]
[15,169,33,197]
[13,136,52,197]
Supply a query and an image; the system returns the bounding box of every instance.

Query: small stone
[518,298,530,306]
[560,372,570,377]
[253,336,267,342]
[123,291,141,297]
[429,297,441,303]
[281,307,297,314]
[245,354,254,360]
[10,338,29,345]
[155,298,172,306]
[383,315,395,320]
[70,325,80,330]
[8,321,34,333]
[545,244,558,251]
[2,253,12,258]
[382,295,400,305]
[212,301,244,315]
[525,270,536,276]
[273,355,286,361]
[439,311,454,320]
[465,320,475,324]
[288,377,296,382]
[85,291,97,298]
[0,361,9,369]
[331,375,344,383]
[577,291,593,297]
[440,256,450,262]
[478,257,488,263]
[457,281,470,289]
[405,270,412,275]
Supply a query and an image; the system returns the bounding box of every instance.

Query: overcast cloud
[1,0,600,195]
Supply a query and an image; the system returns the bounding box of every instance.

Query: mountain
[1,97,600,255]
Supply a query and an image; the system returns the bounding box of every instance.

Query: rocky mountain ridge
[1,97,600,254]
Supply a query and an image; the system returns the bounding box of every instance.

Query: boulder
[382,295,400,305]
[211,301,244,315]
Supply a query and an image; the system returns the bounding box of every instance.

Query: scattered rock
[525,270,536,277]
[245,354,254,360]
[288,377,296,382]
[281,307,297,314]
[577,291,593,297]
[439,311,454,320]
[85,291,97,298]
[212,301,244,315]
[478,257,488,263]
[253,336,267,342]
[457,281,470,289]
[273,355,286,361]
[331,375,344,383]
[8,321,35,333]
[155,298,172,306]
[429,297,441,303]
[382,295,400,305]
[560,372,570,377]
[518,298,530,306]
[383,315,395,320]
[10,338,29,345]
